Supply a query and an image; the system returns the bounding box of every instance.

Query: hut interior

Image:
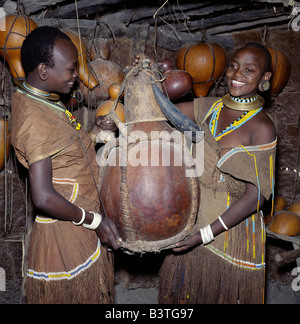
[0,0,299,304]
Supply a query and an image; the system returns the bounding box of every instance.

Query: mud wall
[0,170,28,304]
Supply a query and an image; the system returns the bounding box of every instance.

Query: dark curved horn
[152,82,204,143]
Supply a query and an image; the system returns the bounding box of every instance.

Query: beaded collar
[222,93,264,111]
[17,81,61,101]
[209,102,262,142]
[202,97,263,142]
[16,81,81,131]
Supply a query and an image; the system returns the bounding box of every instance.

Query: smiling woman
[10,26,121,304]
[63,29,99,91]
[39,38,79,94]
[159,42,277,304]
[226,43,272,98]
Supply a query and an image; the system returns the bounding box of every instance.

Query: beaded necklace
[203,96,263,142]
[16,81,81,131]
[22,81,60,101]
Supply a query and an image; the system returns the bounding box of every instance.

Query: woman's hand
[95,115,117,133]
[172,232,202,253]
[95,217,122,251]
[132,54,155,67]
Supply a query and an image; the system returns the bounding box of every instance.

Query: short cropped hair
[243,42,272,73]
[21,26,71,75]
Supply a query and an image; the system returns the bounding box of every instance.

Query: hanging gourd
[63,29,99,91]
[0,117,9,171]
[0,14,37,81]
[79,21,124,106]
[267,47,291,96]
[89,38,111,61]
[159,59,193,101]
[89,23,111,62]
[176,42,227,97]
[82,57,125,107]
[95,83,125,123]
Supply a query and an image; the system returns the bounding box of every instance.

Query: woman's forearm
[211,182,265,237]
[29,157,122,250]
[173,182,265,252]
[29,157,93,224]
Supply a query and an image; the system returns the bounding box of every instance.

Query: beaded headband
[222,93,264,111]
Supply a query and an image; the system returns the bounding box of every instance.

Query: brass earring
[261,80,270,92]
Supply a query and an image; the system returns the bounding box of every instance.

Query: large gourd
[63,29,99,91]
[176,42,227,97]
[0,14,37,81]
[82,57,125,106]
[99,63,200,253]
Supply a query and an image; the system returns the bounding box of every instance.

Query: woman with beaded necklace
[159,43,277,304]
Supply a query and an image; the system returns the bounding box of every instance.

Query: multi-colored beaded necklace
[16,81,81,131]
[203,95,263,142]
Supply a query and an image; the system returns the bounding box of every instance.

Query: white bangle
[200,225,214,245]
[72,207,86,226]
[83,211,102,230]
[218,216,229,231]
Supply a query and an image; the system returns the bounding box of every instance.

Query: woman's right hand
[95,115,117,133]
[95,217,122,251]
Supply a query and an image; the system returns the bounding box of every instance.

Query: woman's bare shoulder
[251,110,276,145]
